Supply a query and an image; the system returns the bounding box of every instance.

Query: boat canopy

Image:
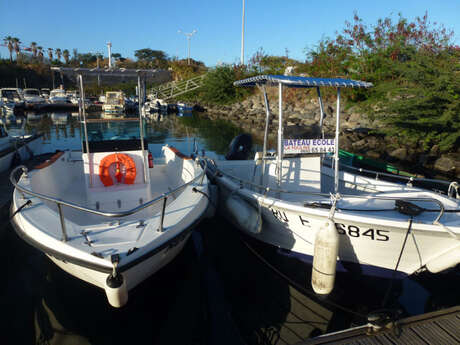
[234,75,373,89]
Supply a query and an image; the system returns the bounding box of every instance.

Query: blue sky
[1,0,459,66]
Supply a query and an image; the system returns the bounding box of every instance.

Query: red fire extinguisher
[148,151,154,168]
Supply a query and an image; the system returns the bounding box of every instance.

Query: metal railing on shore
[10,160,207,242]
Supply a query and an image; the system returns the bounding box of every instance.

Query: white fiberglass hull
[11,146,209,306]
[48,232,191,291]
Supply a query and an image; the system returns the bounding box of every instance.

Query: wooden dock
[300,305,460,345]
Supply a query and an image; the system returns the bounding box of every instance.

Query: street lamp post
[178,29,197,65]
[107,42,112,68]
[241,0,245,65]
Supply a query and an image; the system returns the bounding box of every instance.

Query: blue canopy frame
[234,74,373,193]
[234,75,373,89]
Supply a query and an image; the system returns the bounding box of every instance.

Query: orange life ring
[99,153,137,187]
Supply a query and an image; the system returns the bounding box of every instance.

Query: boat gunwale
[10,152,208,219]
[207,161,455,227]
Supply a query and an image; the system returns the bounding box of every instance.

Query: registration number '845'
[335,223,389,241]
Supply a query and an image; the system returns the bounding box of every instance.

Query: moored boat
[202,75,460,295]
[10,67,211,307]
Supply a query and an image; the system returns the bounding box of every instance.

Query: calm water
[1,112,459,345]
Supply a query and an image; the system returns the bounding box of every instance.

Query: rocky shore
[198,93,460,179]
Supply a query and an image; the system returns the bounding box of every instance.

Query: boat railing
[322,155,458,194]
[206,159,449,224]
[10,159,207,242]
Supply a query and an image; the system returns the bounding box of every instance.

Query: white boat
[202,75,460,293]
[11,67,211,308]
[0,123,41,173]
[49,89,69,104]
[103,91,125,114]
[0,88,25,109]
[23,88,46,107]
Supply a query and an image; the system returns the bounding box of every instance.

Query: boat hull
[213,174,460,278]
[48,232,191,291]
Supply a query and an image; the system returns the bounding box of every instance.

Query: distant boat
[102,91,125,115]
[49,89,69,104]
[176,102,193,115]
[23,88,46,108]
[0,123,41,173]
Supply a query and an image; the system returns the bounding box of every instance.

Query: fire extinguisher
[148,151,154,168]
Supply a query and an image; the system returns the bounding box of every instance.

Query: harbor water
[1,111,459,345]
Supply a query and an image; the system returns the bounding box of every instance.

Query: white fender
[104,273,128,308]
[226,194,262,234]
[311,220,339,295]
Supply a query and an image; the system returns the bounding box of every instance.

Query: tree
[37,46,44,62]
[30,42,38,58]
[63,49,70,64]
[3,36,13,62]
[47,48,53,62]
[12,37,21,61]
[134,48,169,68]
[55,48,62,62]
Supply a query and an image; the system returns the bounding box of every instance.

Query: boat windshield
[82,119,145,151]
[24,89,40,96]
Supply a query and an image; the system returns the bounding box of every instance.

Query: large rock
[434,156,460,175]
[389,147,408,161]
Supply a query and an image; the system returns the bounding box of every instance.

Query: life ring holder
[99,153,137,187]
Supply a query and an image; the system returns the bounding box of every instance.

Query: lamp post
[178,29,197,65]
[241,0,245,65]
[106,42,112,68]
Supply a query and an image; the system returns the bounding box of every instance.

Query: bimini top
[234,75,373,88]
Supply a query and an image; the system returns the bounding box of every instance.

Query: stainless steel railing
[10,159,207,242]
[205,158,449,224]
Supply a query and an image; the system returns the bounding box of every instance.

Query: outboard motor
[225,134,252,160]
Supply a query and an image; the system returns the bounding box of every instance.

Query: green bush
[201,65,253,105]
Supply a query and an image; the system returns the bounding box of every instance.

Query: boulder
[389,147,408,161]
[434,156,459,175]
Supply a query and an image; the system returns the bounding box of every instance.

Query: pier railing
[148,74,205,100]
[10,159,207,242]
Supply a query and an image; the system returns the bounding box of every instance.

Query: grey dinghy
[203,75,460,294]
[10,68,210,307]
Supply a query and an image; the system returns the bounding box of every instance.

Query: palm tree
[4,36,13,62]
[55,48,62,62]
[12,37,21,61]
[63,49,70,64]
[47,48,53,62]
[30,42,38,58]
[37,46,44,62]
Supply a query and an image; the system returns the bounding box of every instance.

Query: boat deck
[300,305,460,345]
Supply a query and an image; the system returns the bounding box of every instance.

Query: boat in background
[0,88,25,110]
[202,75,460,295]
[103,91,125,114]
[11,67,211,308]
[23,88,46,109]
[0,122,42,173]
[49,89,69,104]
